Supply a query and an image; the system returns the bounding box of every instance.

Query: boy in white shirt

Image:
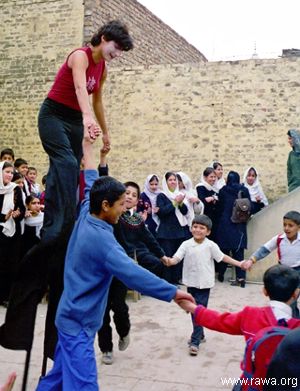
[248,210,300,318]
[166,214,249,355]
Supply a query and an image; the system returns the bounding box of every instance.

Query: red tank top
[47,47,105,111]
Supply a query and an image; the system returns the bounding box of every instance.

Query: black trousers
[38,98,83,243]
[97,278,130,353]
[218,248,245,280]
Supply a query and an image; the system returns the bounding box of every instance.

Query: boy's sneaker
[118,334,130,351]
[102,351,113,365]
[189,345,199,356]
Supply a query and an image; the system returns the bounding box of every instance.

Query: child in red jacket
[180,265,300,389]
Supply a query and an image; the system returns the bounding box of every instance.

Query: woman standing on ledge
[39,20,134,244]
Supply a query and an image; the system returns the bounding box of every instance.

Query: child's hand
[11,209,20,219]
[25,210,32,218]
[240,260,253,271]
[174,291,196,312]
[0,372,17,391]
[152,206,159,214]
[175,193,185,203]
[100,145,110,156]
[161,256,171,266]
[177,299,197,314]
[139,210,148,221]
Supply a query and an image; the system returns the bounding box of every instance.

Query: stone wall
[1,1,300,202]
[0,0,84,171]
[104,58,300,201]
[83,0,207,67]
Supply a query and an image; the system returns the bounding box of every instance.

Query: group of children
[0,148,45,306]
[1,139,300,389]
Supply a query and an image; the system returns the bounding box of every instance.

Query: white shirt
[264,232,300,268]
[174,237,224,289]
[270,300,293,321]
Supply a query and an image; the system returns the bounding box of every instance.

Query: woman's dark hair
[212,161,222,170]
[203,167,215,177]
[90,176,125,215]
[264,265,299,302]
[226,171,240,186]
[176,174,183,183]
[124,181,140,198]
[2,161,14,170]
[165,172,176,181]
[90,20,133,51]
[247,167,257,177]
[149,175,159,183]
[25,194,39,206]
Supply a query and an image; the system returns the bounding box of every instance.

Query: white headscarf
[161,172,189,227]
[208,161,225,192]
[143,174,161,226]
[25,211,44,239]
[0,161,17,237]
[243,166,268,206]
[177,171,203,226]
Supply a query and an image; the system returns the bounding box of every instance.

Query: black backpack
[231,190,251,223]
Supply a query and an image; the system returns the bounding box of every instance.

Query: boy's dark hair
[1,148,14,160]
[192,214,212,230]
[283,210,300,225]
[203,167,215,177]
[90,20,133,51]
[124,181,140,198]
[90,176,125,215]
[27,166,37,173]
[14,158,28,168]
[263,265,300,302]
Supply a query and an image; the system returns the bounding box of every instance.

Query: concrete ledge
[245,187,300,282]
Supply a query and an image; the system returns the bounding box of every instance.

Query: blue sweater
[56,170,176,337]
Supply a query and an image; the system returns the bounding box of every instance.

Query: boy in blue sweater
[36,136,194,391]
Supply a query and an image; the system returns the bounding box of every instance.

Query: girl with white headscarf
[243,166,268,215]
[156,172,191,284]
[176,171,203,226]
[136,174,161,236]
[0,161,25,306]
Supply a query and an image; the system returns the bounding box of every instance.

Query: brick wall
[83,0,207,67]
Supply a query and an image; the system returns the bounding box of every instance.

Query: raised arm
[92,68,110,150]
[68,50,100,140]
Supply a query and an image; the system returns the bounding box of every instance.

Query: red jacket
[194,305,300,390]
[194,305,300,340]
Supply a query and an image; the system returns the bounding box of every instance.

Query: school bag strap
[276,234,283,263]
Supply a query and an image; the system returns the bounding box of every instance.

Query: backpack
[239,326,291,391]
[231,190,251,223]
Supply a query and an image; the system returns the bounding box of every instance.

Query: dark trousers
[136,252,164,278]
[158,238,185,284]
[97,278,130,353]
[218,248,245,280]
[291,266,300,318]
[38,98,83,244]
[187,287,210,347]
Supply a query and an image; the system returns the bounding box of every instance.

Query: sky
[138,0,300,61]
